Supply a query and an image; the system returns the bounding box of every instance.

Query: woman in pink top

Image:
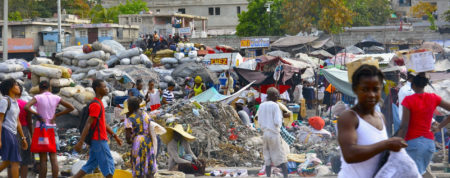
[25,81,74,178]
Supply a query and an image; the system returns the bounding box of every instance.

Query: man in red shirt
[73,79,123,178]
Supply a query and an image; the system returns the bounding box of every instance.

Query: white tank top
[338,110,388,178]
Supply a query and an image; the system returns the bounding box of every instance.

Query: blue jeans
[406,137,435,174]
[81,140,115,176]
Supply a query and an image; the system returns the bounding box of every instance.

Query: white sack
[120,58,131,65]
[50,78,73,87]
[117,48,142,59]
[75,51,107,61]
[131,56,142,65]
[30,65,62,78]
[0,64,24,73]
[161,57,178,64]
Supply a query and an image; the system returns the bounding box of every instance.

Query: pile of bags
[106,48,152,68]
[29,63,74,93]
[0,59,29,81]
[160,43,201,69]
[148,49,175,65]
[58,85,97,116]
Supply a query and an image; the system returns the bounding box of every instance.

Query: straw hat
[161,124,196,145]
[120,100,147,116]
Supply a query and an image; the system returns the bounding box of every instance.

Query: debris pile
[0,59,28,81]
[154,101,263,167]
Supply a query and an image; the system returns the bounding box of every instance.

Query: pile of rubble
[154,100,263,167]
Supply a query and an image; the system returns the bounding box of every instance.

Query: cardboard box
[347,57,379,83]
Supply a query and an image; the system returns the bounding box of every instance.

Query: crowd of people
[0,63,449,178]
[131,31,189,58]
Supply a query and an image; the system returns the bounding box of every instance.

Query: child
[0,79,28,178]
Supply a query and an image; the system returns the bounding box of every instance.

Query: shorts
[1,128,21,162]
[19,126,33,165]
[406,136,435,174]
[81,140,115,177]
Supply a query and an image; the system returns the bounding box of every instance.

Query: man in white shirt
[398,73,415,120]
[256,87,288,178]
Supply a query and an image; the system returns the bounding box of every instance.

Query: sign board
[240,38,270,48]
[1,38,35,53]
[405,51,435,73]
[203,53,243,72]
[71,23,112,29]
[178,27,191,35]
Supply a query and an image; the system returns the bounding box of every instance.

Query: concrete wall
[190,36,281,49]
[190,31,449,50]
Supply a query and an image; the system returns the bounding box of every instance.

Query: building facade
[103,0,248,35]
[391,0,449,22]
[119,13,207,38]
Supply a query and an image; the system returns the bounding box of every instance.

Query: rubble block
[156,101,263,167]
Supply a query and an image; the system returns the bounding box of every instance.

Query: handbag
[30,123,57,153]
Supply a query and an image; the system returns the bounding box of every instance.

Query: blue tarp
[190,87,228,103]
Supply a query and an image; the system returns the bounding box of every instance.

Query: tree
[63,0,93,19]
[444,9,450,22]
[347,0,392,26]
[117,0,149,14]
[8,11,22,21]
[91,7,119,23]
[281,0,354,34]
[236,0,285,36]
[410,1,437,18]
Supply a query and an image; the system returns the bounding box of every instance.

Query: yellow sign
[240,40,250,48]
[210,58,228,65]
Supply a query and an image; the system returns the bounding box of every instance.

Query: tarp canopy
[271,36,319,47]
[309,49,334,59]
[355,37,383,48]
[234,67,298,93]
[321,68,355,97]
[191,81,255,103]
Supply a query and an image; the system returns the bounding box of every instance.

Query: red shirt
[402,93,442,141]
[89,98,108,141]
[17,99,28,127]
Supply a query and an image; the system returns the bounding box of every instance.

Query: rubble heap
[155,100,263,167]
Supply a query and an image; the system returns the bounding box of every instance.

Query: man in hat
[162,124,205,175]
[256,87,289,178]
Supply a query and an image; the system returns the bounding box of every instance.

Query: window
[237,6,241,14]
[12,26,25,38]
[399,0,411,6]
[208,7,214,15]
[79,30,87,38]
[117,28,123,40]
[178,8,186,14]
[100,30,108,37]
[156,9,160,13]
[215,7,220,15]
[138,17,142,23]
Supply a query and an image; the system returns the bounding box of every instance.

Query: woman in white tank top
[338,65,408,178]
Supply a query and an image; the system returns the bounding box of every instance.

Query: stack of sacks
[55,41,115,80]
[58,85,100,116]
[106,48,152,68]
[162,43,200,69]
[145,49,174,65]
[0,59,29,81]
[29,64,74,93]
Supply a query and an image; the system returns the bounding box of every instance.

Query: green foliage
[8,11,22,21]
[444,10,450,22]
[117,0,149,14]
[428,13,437,31]
[236,0,285,36]
[89,0,148,24]
[347,0,392,26]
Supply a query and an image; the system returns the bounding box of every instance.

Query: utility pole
[265,1,273,35]
[3,0,8,60]
[57,0,63,52]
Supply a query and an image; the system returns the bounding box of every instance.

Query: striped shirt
[162,89,174,104]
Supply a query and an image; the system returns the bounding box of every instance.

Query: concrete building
[391,0,449,22]
[103,0,248,35]
[119,13,207,38]
[0,16,139,60]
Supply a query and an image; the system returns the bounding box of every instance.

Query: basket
[113,169,133,178]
